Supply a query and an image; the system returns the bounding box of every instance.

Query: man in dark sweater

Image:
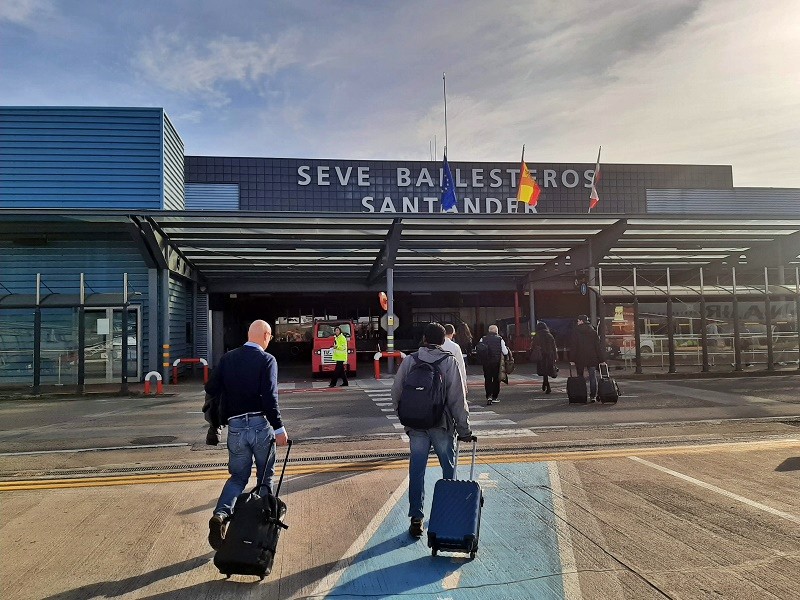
[204,320,289,550]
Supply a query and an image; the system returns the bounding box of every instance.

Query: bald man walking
[205,320,289,550]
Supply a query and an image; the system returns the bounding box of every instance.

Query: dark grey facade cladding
[184,156,734,214]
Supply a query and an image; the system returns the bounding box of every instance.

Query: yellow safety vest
[332,333,348,362]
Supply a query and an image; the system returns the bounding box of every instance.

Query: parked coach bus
[312,320,357,377]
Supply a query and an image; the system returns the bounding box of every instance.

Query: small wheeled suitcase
[566,364,588,403]
[427,436,482,559]
[597,362,620,404]
[214,439,292,580]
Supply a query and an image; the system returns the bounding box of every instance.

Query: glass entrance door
[84,307,140,383]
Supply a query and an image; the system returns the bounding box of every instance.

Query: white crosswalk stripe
[361,386,537,438]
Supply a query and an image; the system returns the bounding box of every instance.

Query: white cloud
[0,0,53,25]
[134,28,299,106]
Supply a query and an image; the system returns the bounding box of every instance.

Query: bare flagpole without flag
[443,72,448,155]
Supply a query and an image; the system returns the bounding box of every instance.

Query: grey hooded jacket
[391,345,472,438]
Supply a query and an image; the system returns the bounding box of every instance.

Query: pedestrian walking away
[443,323,468,398]
[568,314,605,401]
[477,324,509,405]
[392,322,473,539]
[329,326,349,387]
[204,320,290,550]
[530,321,558,394]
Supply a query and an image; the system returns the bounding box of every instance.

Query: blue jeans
[576,365,598,397]
[407,428,456,520]
[214,414,276,517]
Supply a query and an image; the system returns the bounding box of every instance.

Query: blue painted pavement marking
[324,461,566,599]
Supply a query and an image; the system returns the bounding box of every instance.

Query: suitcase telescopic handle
[454,436,478,481]
[275,439,292,498]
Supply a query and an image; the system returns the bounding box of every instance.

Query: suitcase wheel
[225,574,231,579]
[259,576,265,581]
[470,550,477,559]
[432,547,438,556]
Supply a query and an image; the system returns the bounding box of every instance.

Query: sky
[2,0,799,187]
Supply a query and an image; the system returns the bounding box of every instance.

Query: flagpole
[521,144,525,164]
[588,145,602,214]
[443,72,448,155]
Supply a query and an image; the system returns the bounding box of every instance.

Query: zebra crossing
[362,379,537,439]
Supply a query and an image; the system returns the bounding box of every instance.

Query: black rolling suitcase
[597,363,620,404]
[566,364,588,403]
[427,436,482,559]
[214,439,292,580]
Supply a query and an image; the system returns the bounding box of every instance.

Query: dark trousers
[483,362,501,399]
[330,361,348,386]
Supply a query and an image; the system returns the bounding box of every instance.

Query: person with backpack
[391,322,473,539]
[476,324,509,405]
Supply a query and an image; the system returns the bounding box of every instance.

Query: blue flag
[440,154,457,211]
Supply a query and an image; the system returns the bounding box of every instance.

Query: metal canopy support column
[732,267,742,372]
[368,218,403,286]
[588,265,597,326]
[78,273,86,393]
[528,281,536,328]
[764,267,774,371]
[700,268,709,372]
[633,268,642,374]
[387,267,395,374]
[121,273,129,394]
[597,268,606,354]
[33,274,41,395]
[666,267,676,373]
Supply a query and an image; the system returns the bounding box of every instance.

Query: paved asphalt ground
[0,364,798,599]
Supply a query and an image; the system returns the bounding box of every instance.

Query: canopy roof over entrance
[2,210,799,292]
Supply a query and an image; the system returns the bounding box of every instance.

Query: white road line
[547,461,583,600]
[375,402,393,407]
[308,475,409,599]
[392,423,406,429]
[630,456,800,525]
[472,428,537,437]
[380,408,393,412]
[469,418,518,426]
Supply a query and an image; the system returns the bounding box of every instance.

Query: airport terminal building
[1,107,799,391]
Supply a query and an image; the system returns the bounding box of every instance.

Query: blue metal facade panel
[168,276,192,372]
[647,188,800,215]
[0,238,152,383]
[184,183,240,210]
[162,113,185,210]
[0,107,164,209]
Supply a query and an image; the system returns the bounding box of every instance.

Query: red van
[312,320,357,376]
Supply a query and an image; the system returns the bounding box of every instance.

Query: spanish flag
[517,161,541,206]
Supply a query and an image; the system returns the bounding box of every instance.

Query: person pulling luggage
[204,320,289,550]
[392,322,473,539]
[568,315,605,402]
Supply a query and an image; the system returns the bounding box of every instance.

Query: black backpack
[475,340,490,365]
[397,353,449,429]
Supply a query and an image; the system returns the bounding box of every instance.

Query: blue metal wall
[168,276,193,373]
[0,107,183,210]
[0,237,152,383]
[185,183,239,210]
[162,113,185,210]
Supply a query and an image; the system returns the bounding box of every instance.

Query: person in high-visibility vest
[328,326,349,387]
